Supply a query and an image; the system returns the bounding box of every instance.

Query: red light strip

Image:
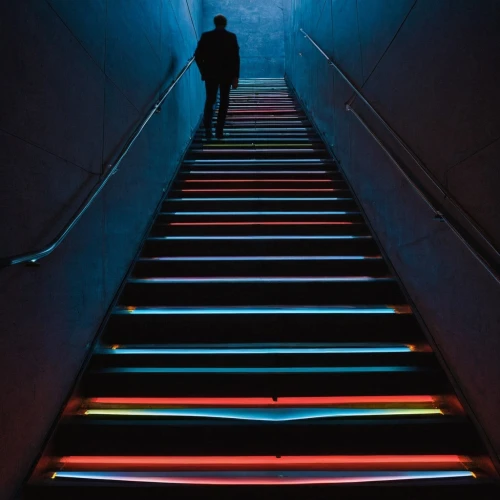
[60,455,467,470]
[89,396,436,406]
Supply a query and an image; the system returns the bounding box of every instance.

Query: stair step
[162,198,358,212]
[26,482,500,500]
[132,255,388,278]
[142,235,379,257]
[52,416,479,455]
[103,309,423,344]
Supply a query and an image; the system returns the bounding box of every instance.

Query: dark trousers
[203,80,231,135]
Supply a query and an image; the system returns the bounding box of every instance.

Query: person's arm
[194,34,207,80]
[232,34,240,89]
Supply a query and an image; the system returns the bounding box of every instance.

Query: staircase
[25,78,498,498]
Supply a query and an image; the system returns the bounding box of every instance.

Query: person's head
[214,14,227,28]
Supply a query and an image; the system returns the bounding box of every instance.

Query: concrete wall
[202,0,285,77]
[0,1,203,497]
[284,0,500,460]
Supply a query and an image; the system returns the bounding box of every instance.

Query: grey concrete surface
[202,0,285,77]
[0,1,203,498]
[284,0,500,460]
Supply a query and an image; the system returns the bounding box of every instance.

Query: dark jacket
[194,28,240,82]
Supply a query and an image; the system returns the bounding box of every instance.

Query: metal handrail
[300,28,499,283]
[1,57,195,268]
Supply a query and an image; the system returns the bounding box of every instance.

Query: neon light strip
[183,159,328,163]
[193,149,317,152]
[180,189,337,192]
[129,277,389,284]
[141,256,377,261]
[115,306,401,315]
[84,408,442,421]
[200,145,318,148]
[184,172,329,175]
[98,345,411,355]
[89,395,436,406]
[98,366,418,374]
[148,235,369,240]
[183,179,332,183]
[53,471,474,485]
[183,171,328,174]
[168,198,351,201]
[60,455,466,467]
[204,131,312,134]
[168,221,354,226]
[168,212,353,215]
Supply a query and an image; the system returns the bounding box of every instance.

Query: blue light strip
[148,235,370,241]
[128,277,391,284]
[54,471,474,482]
[114,306,400,315]
[141,256,379,262]
[168,211,354,215]
[85,407,440,421]
[99,346,411,355]
[98,366,418,374]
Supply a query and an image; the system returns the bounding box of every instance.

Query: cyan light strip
[148,235,370,241]
[114,306,400,315]
[183,171,329,174]
[168,198,351,201]
[184,159,328,163]
[141,256,378,261]
[129,277,390,283]
[85,408,440,421]
[53,471,474,484]
[99,346,411,355]
[98,366,419,374]
[168,212,353,215]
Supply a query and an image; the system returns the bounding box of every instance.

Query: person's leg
[203,80,218,138]
[216,82,231,138]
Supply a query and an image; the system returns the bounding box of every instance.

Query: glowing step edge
[183,171,329,174]
[168,221,356,226]
[88,396,436,407]
[52,471,474,485]
[96,366,420,374]
[98,345,412,355]
[180,189,340,193]
[128,277,393,284]
[184,171,328,174]
[147,235,371,240]
[167,211,355,215]
[182,179,334,183]
[140,256,381,261]
[83,407,442,421]
[58,455,468,468]
[183,159,329,163]
[114,306,408,315]
[168,197,352,201]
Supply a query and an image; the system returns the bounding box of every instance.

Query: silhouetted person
[195,14,240,140]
